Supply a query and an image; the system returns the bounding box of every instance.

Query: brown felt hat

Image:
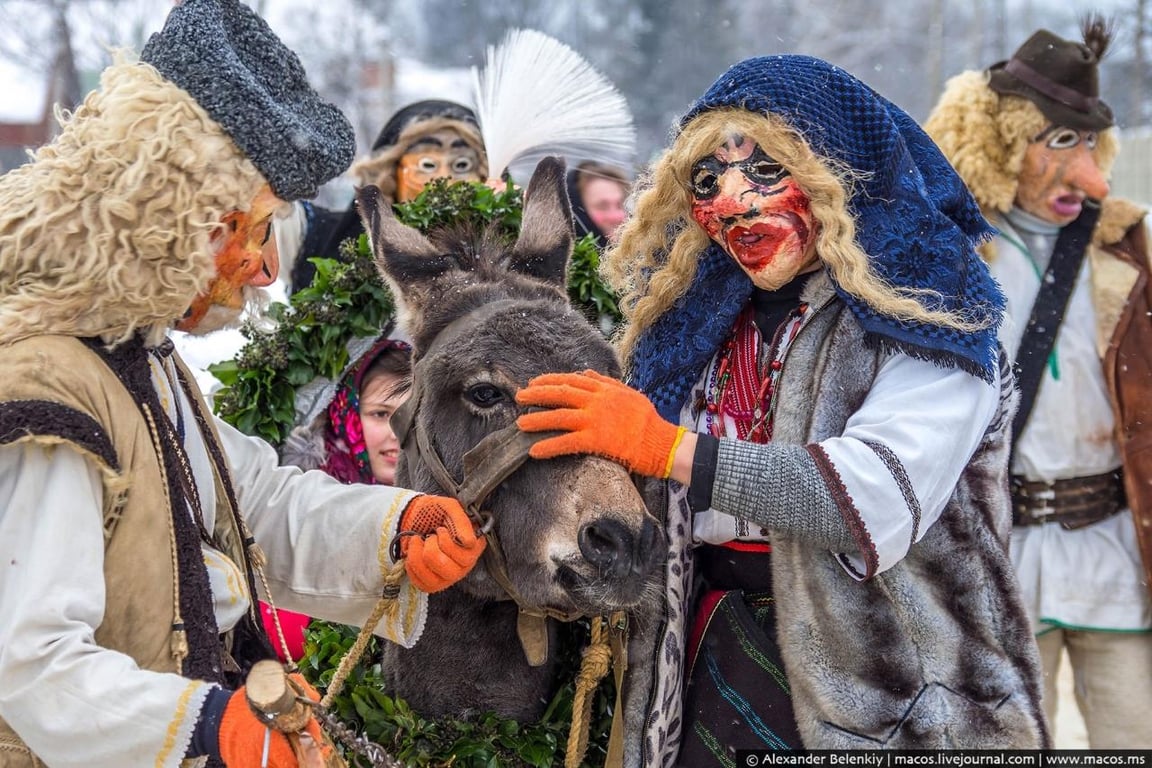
[988,28,1114,131]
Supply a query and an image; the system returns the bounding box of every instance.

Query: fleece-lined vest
[1084,201,1152,600]
[0,335,260,767]
[767,284,1045,749]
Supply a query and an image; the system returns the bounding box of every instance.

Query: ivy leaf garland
[210,178,621,445]
[301,619,614,768]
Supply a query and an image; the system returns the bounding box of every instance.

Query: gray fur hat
[141,0,355,201]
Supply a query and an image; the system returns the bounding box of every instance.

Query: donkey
[356,157,664,761]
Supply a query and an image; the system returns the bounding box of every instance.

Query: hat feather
[1081,13,1114,60]
[471,29,635,183]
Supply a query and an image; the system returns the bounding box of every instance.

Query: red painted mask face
[179,185,283,333]
[1015,126,1109,226]
[689,134,819,290]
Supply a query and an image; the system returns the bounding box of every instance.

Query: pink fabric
[260,601,310,662]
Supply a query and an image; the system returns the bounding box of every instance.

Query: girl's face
[358,372,410,485]
[582,178,628,243]
[689,133,820,290]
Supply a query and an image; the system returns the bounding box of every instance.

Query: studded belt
[1011,469,1127,530]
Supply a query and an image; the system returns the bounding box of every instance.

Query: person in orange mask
[281,100,487,292]
[0,2,485,767]
[179,183,287,333]
[927,16,1152,748]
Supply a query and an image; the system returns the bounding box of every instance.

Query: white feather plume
[471,28,636,183]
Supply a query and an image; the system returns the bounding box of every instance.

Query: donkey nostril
[578,519,634,578]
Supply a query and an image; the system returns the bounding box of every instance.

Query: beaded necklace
[702,302,807,443]
[151,348,217,546]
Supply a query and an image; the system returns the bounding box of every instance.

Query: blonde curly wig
[0,58,264,348]
[924,70,1119,216]
[608,108,987,363]
[348,116,487,204]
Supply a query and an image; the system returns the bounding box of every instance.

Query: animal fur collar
[1095,197,1148,248]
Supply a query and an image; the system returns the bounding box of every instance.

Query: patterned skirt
[678,545,802,765]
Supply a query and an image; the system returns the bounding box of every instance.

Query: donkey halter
[388,302,588,665]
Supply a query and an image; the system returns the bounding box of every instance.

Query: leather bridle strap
[393,393,584,664]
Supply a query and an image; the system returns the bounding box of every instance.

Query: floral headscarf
[321,338,411,484]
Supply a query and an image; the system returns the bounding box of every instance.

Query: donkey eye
[466,383,505,408]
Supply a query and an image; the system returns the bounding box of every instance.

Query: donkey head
[358,157,663,615]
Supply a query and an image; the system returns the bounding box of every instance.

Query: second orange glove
[515,369,687,479]
[398,494,486,593]
[218,674,328,768]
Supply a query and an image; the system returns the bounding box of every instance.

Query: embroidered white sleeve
[0,444,212,768]
[216,417,427,647]
[818,353,999,577]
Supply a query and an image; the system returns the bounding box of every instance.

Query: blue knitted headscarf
[629,55,1004,422]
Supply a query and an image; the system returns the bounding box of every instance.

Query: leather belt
[1011,469,1127,530]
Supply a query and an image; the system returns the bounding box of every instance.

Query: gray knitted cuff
[712,439,857,551]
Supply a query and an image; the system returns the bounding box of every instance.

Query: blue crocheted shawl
[630,55,1004,422]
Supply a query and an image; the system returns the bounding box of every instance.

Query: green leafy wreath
[302,619,614,767]
[209,178,621,765]
[210,179,621,445]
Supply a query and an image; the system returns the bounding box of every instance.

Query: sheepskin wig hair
[348,116,488,204]
[607,107,983,362]
[924,70,1119,216]
[0,57,264,348]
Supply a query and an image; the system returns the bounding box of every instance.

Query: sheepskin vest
[0,335,260,767]
[641,275,1047,764]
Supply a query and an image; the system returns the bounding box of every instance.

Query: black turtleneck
[750,270,816,339]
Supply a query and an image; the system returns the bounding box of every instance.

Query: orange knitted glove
[398,495,487,593]
[515,370,687,478]
[218,674,327,768]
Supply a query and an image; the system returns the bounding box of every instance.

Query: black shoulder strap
[1011,202,1101,450]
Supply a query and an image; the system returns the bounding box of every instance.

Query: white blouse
[691,309,1000,578]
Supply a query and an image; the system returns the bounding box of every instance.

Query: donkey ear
[356,185,456,317]
[355,185,451,282]
[356,185,457,336]
[508,156,573,288]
